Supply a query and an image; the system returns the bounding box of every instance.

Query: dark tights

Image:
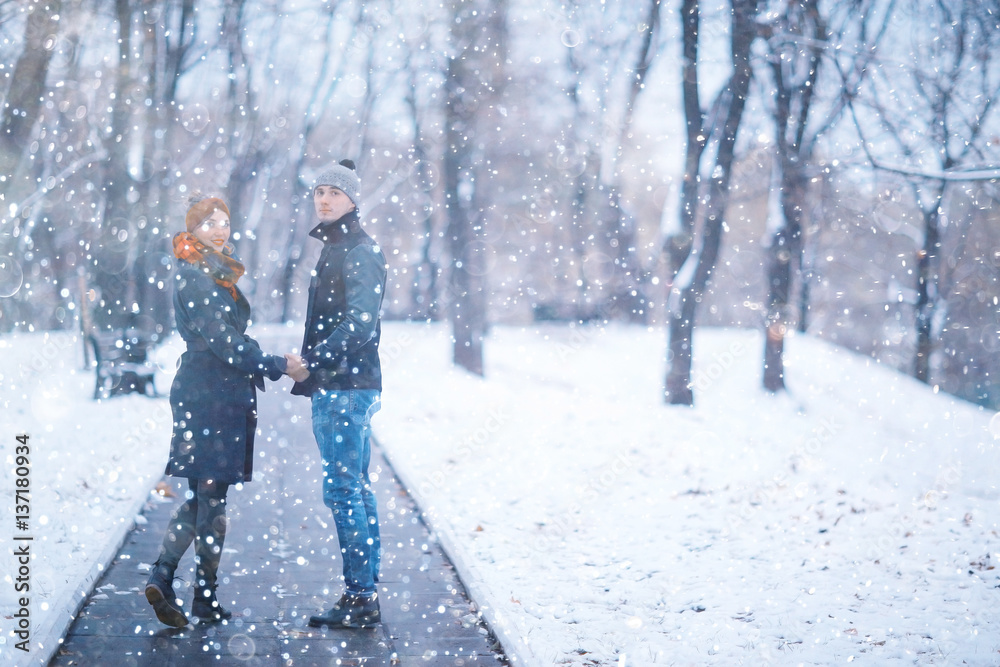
[156,478,230,591]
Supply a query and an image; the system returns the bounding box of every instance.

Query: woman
[145,194,289,627]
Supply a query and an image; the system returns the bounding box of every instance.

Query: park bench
[87,328,159,399]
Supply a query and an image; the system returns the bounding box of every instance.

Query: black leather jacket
[292,210,387,395]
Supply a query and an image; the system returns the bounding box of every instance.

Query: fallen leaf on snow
[154,481,176,498]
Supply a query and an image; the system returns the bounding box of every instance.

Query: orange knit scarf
[172,232,245,301]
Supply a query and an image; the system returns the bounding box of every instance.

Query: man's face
[314,186,356,223]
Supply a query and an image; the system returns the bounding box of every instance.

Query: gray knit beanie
[313,159,361,209]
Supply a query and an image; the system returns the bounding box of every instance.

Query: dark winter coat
[166,261,286,484]
[291,210,387,396]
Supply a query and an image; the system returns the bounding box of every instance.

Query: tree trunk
[403,56,442,321]
[665,0,758,405]
[444,0,506,376]
[609,0,661,323]
[134,0,196,337]
[1,0,62,161]
[797,244,815,333]
[665,0,706,280]
[762,225,792,392]
[444,54,486,376]
[761,0,824,393]
[913,204,942,383]
[665,284,698,405]
[92,0,139,333]
[1,0,63,284]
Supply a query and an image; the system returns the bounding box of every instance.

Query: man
[285,159,387,629]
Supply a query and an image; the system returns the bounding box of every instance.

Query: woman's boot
[192,584,232,621]
[192,493,232,621]
[144,491,197,628]
[144,559,188,627]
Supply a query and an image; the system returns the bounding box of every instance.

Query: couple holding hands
[144,160,387,630]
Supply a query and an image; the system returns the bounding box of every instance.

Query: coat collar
[309,210,361,244]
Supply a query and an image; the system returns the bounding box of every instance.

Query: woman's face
[192,208,231,249]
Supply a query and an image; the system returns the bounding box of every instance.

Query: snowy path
[49,371,503,665]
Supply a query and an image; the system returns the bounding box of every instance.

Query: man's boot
[308,592,381,629]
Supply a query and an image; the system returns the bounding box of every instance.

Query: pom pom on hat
[185,193,230,232]
[313,159,361,208]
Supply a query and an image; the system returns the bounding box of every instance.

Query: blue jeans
[311,389,381,596]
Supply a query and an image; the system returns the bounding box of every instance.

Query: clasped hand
[284,353,310,382]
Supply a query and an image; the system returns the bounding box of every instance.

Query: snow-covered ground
[0,330,177,666]
[377,323,1000,666]
[1,322,999,666]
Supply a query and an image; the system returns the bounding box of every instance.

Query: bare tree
[4,0,999,414]
[137,0,197,334]
[0,0,61,170]
[664,0,760,405]
[0,0,63,331]
[88,0,142,332]
[845,0,1000,383]
[759,1,824,392]
[272,1,360,323]
[402,44,446,321]
[85,0,203,335]
[664,0,705,282]
[559,0,663,322]
[444,0,507,375]
[219,0,271,294]
[757,0,892,391]
[610,0,662,323]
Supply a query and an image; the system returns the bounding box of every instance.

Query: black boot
[192,585,232,621]
[144,560,188,628]
[308,592,381,629]
[146,483,199,628]
[192,493,231,622]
